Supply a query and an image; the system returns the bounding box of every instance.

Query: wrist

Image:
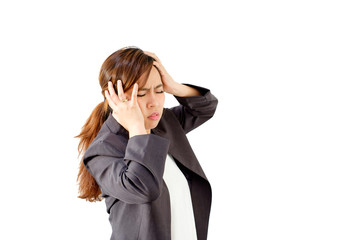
[171,83,201,97]
[166,82,182,96]
[129,125,147,138]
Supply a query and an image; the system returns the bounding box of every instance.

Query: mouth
[147,112,160,121]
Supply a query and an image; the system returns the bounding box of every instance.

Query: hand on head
[144,51,180,95]
[105,80,147,137]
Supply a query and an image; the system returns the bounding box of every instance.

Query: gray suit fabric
[83,84,218,240]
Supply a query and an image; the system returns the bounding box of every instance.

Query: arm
[145,51,201,98]
[83,120,170,204]
[144,51,218,133]
[170,84,218,133]
[164,81,202,97]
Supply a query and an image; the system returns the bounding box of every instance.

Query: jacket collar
[105,113,129,138]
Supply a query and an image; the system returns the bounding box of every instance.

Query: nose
[147,92,160,108]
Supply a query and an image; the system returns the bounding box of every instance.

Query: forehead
[138,66,162,88]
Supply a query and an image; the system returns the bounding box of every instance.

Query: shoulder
[162,108,180,122]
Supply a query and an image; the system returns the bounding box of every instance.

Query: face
[125,66,165,133]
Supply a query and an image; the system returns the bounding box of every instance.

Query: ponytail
[75,101,110,202]
[75,46,154,201]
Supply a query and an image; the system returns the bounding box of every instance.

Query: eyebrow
[139,84,163,91]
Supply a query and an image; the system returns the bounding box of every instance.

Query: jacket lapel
[152,109,208,182]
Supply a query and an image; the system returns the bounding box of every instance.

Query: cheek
[136,94,165,113]
[159,94,165,107]
[136,99,147,113]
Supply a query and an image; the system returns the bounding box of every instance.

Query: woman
[76,47,218,240]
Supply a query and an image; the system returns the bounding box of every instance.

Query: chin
[146,121,160,131]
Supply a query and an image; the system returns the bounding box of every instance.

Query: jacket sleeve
[170,84,218,134]
[83,122,170,204]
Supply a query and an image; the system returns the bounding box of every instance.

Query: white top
[163,154,198,240]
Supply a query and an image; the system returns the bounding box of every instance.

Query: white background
[1,0,359,239]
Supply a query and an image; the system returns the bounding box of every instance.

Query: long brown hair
[75,47,154,202]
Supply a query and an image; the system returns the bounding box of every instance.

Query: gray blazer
[83,84,218,240]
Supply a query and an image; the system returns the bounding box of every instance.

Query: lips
[148,112,160,121]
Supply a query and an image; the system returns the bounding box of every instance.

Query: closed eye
[137,83,164,97]
[137,90,164,97]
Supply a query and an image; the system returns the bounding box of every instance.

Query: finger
[152,61,161,72]
[107,82,116,101]
[131,83,138,105]
[152,60,161,68]
[144,51,161,63]
[117,80,125,96]
[108,81,120,104]
[144,51,154,57]
[152,61,165,76]
[104,90,116,109]
[108,81,117,97]
[117,79,130,101]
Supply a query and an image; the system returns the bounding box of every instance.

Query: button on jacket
[83,84,218,240]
